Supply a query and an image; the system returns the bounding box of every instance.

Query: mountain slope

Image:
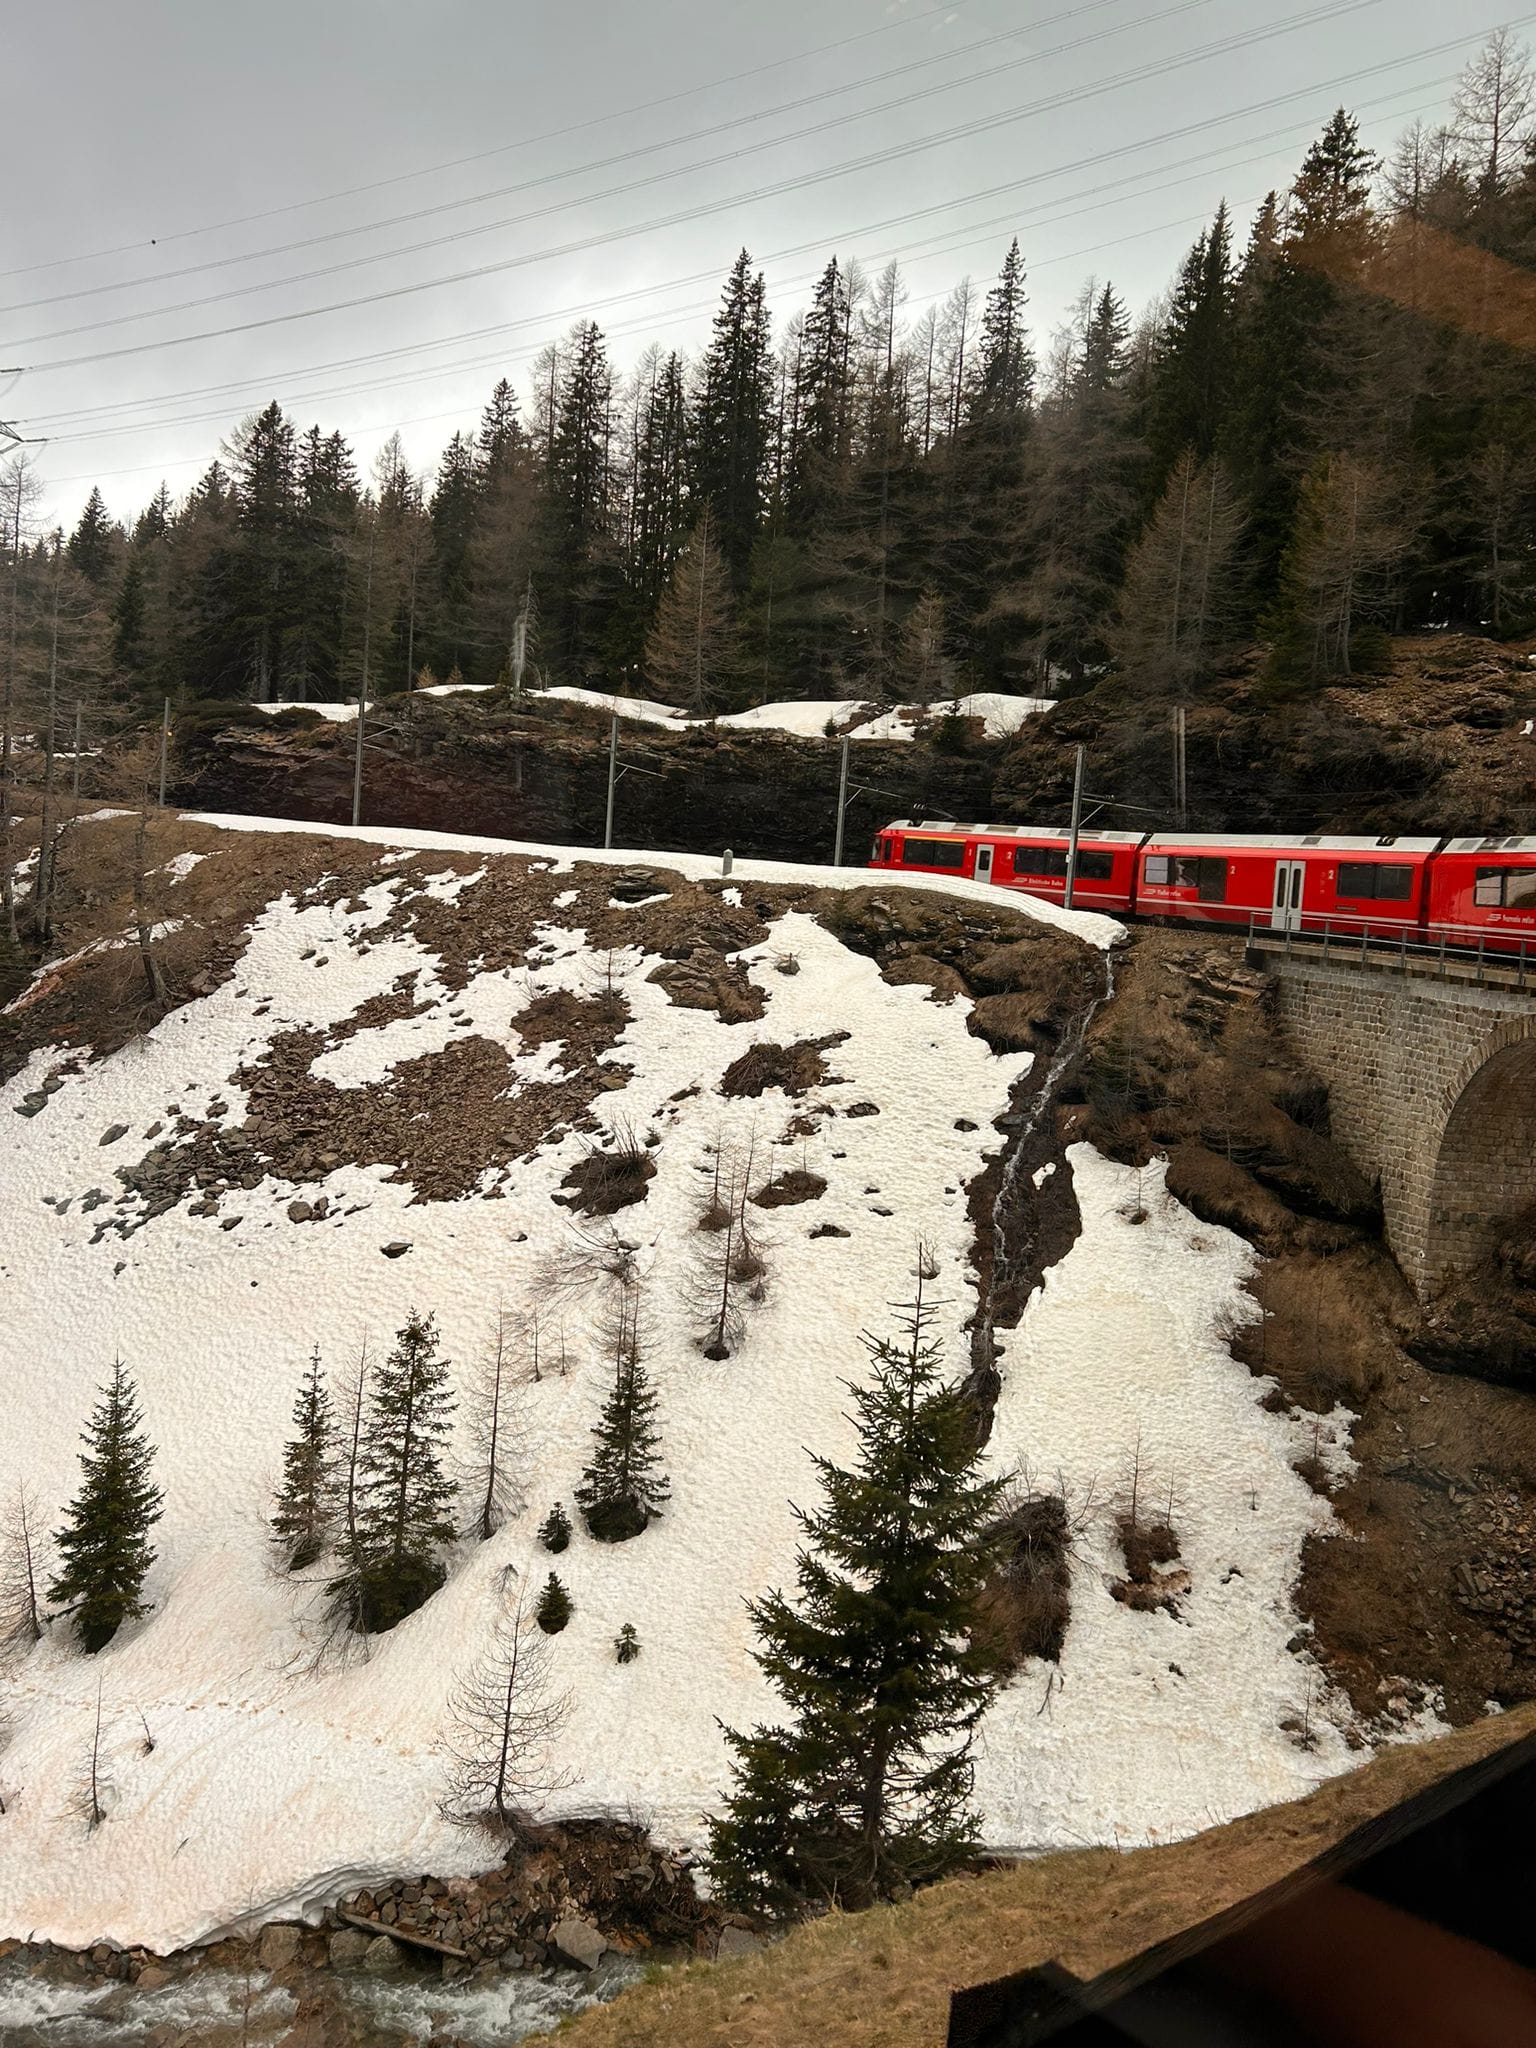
[0,817,1370,1952]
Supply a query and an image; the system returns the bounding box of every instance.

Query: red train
[868,823,1536,958]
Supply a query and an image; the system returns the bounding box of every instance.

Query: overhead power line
[5,0,1281,346]
[8,0,1423,372]
[0,0,998,282]
[1,0,1200,316]
[30,75,1453,451]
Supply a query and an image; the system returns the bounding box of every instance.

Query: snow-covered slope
[0,822,1362,1953]
[251,688,1053,740]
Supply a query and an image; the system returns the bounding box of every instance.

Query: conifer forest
[7,37,1536,720]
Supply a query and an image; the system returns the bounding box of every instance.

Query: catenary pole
[833,734,851,867]
[1064,743,1086,910]
[604,715,619,850]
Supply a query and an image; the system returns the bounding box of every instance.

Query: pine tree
[476,378,523,478]
[786,258,855,526]
[535,1572,572,1634]
[624,347,691,633]
[271,1347,338,1571]
[694,251,774,584]
[539,1503,572,1553]
[970,238,1035,422]
[49,1363,164,1654]
[615,1622,640,1664]
[543,320,617,674]
[1148,204,1235,480]
[67,487,114,586]
[134,483,173,547]
[111,558,148,679]
[427,432,480,679]
[707,1266,1006,1915]
[333,1310,458,1633]
[643,511,736,711]
[575,1292,670,1543]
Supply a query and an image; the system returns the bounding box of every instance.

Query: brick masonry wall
[1267,960,1536,1295]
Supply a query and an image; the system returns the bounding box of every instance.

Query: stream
[0,1949,638,2046]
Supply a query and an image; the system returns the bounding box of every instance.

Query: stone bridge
[1252,946,1536,1297]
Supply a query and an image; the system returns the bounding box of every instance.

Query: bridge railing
[1245,911,1534,991]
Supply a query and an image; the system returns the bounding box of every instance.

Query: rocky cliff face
[173,700,1001,865]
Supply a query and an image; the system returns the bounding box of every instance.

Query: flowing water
[0,1950,638,2046]
[971,948,1118,1378]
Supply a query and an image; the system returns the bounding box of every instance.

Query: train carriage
[868,821,1536,964]
[1428,837,1536,953]
[1136,834,1439,937]
[869,823,1140,911]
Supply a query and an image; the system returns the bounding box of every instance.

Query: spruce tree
[575,1307,670,1543]
[271,1347,338,1571]
[333,1309,458,1633]
[49,1362,164,1654]
[694,250,774,584]
[539,1503,572,1553]
[535,1573,572,1634]
[970,237,1035,422]
[67,487,114,586]
[112,559,148,678]
[707,1270,1006,1915]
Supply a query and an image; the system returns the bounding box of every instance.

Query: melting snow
[0,823,1371,1951]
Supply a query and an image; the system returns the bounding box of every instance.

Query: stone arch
[1424,1029,1536,1293]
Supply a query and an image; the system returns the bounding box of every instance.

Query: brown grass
[556,1709,1536,2048]
[556,1137,657,1217]
[974,1493,1072,1669]
[719,1035,848,1099]
[752,1169,828,1209]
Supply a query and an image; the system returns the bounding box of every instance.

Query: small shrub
[539,1504,571,1554]
[615,1623,641,1664]
[535,1573,572,1634]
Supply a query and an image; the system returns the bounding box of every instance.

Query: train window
[1338,862,1415,900]
[901,837,965,869]
[1149,855,1227,899]
[871,836,892,862]
[1014,846,1069,878]
[1190,857,1228,902]
[1010,846,1114,882]
[1476,867,1536,909]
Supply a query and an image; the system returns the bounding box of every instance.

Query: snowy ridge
[252,687,1053,741]
[0,823,1367,1952]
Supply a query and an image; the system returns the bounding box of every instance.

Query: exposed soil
[752,1169,828,1209]
[1110,1515,1188,1617]
[718,1035,848,1099]
[555,1141,658,1217]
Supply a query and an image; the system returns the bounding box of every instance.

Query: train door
[1271,859,1305,933]
[975,843,995,884]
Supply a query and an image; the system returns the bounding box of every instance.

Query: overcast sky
[1,0,1499,530]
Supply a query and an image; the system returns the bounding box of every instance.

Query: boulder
[362,1934,403,1975]
[715,1926,764,1960]
[257,1924,301,1973]
[327,1928,372,1968]
[550,1916,607,1971]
